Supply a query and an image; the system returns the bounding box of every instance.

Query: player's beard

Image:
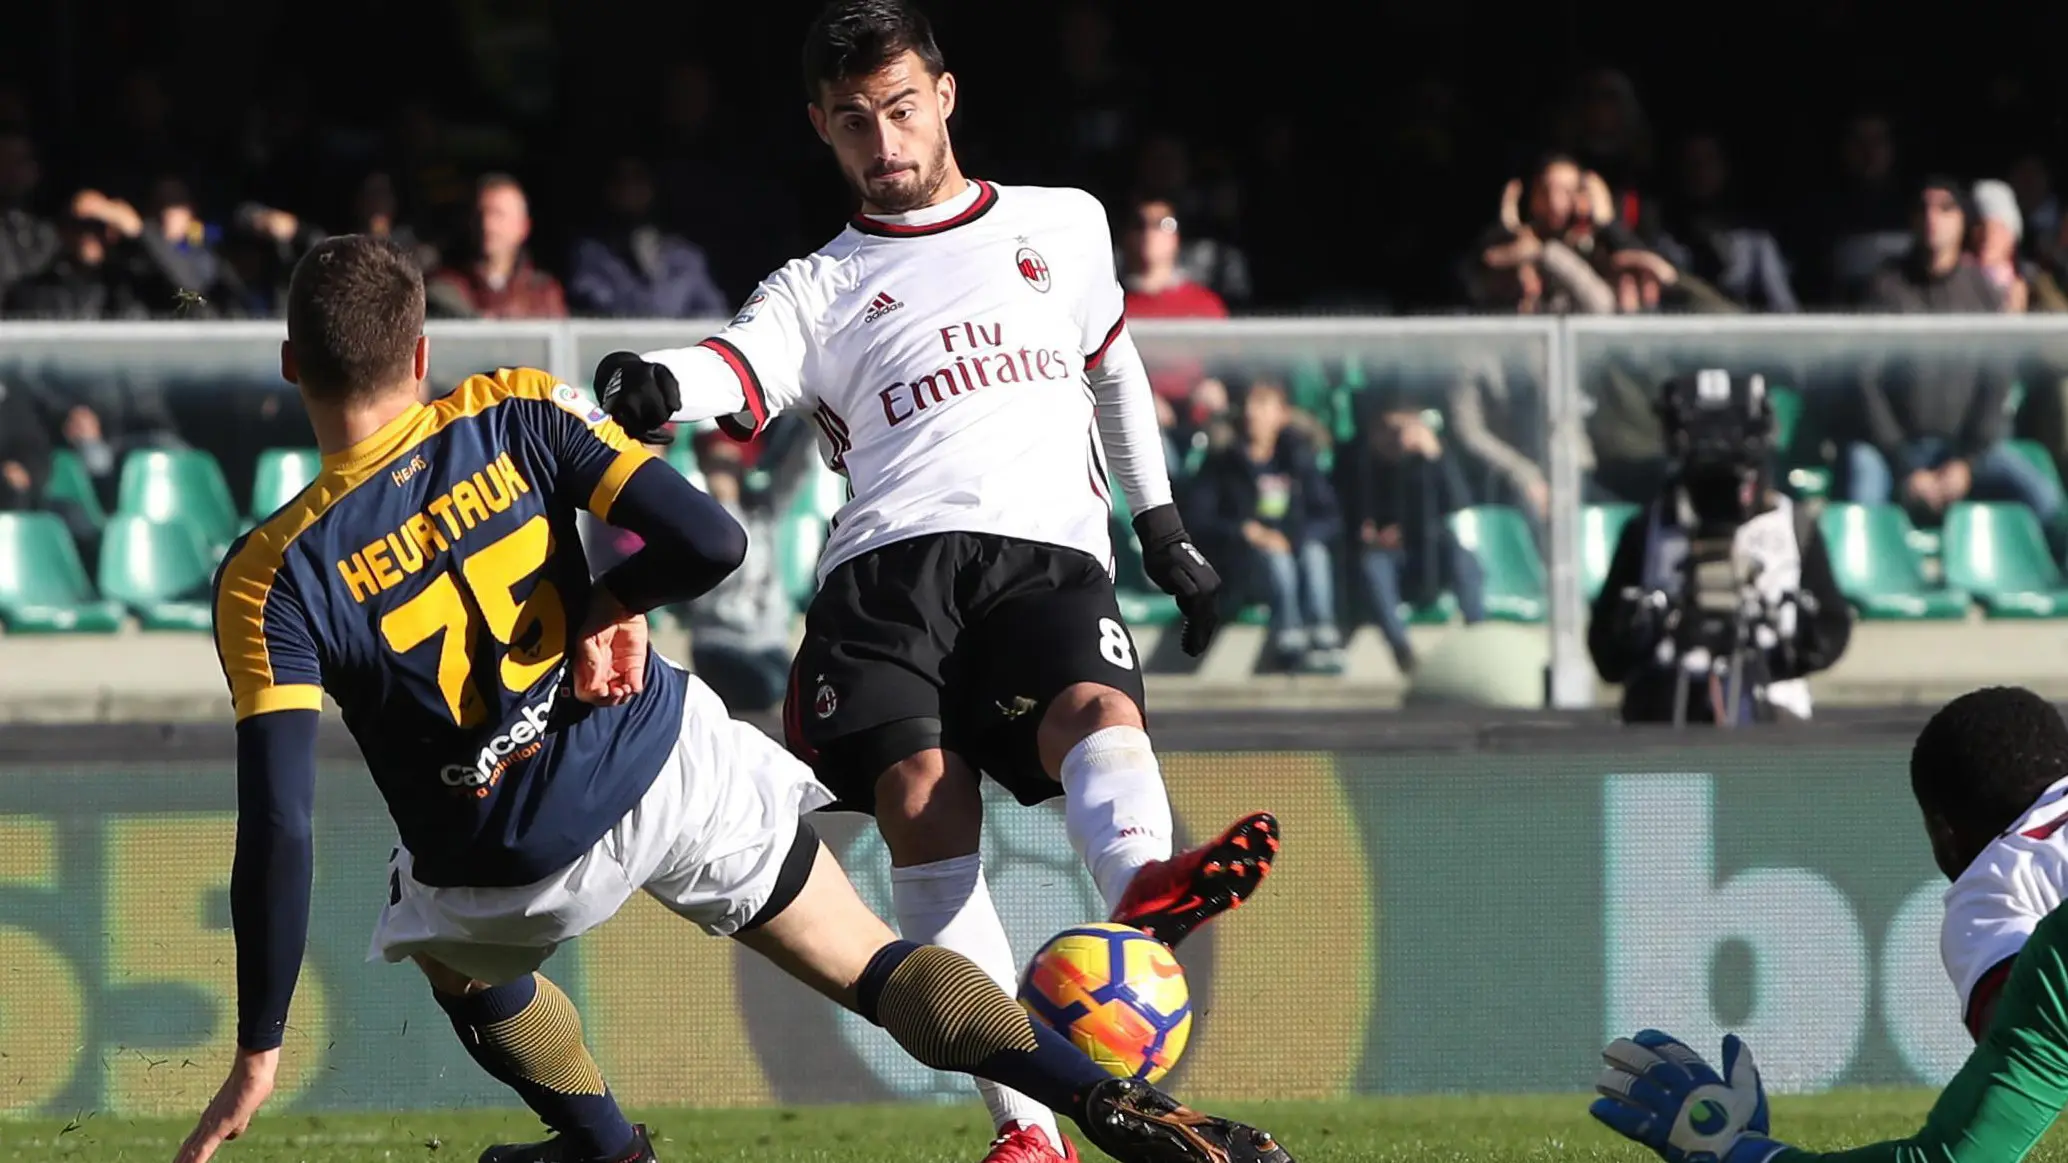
[856,133,952,214]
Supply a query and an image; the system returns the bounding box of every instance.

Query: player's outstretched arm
[1593,904,2068,1163]
[175,708,320,1163]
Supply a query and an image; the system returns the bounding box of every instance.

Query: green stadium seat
[1942,502,2068,618]
[45,450,106,528]
[1447,505,1547,622]
[116,449,240,554]
[0,512,125,633]
[1817,503,1970,620]
[97,515,217,631]
[248,448,322,522]
[1580,503,1639,604]
[2006,439,2066,497]
[1769,386,1802,455]
[1115,589,1179,628]
[1404,591,1459,626]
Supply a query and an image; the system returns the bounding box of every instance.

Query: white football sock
[1060,726,1176,910]
[891,854,1064,1154]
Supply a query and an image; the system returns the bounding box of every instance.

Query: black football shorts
[781,531,1147,812]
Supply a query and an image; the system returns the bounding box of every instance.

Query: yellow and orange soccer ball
[1016,922,1193,1083]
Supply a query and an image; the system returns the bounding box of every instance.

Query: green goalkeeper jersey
[1780,900,2068,1163]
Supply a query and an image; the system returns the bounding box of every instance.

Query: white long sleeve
[1087,327,1173,515]
[640,344,750,424]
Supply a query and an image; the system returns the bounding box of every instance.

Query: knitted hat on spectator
[1972,179,2024,241]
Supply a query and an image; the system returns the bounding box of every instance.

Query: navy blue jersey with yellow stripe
[213,368,685,888]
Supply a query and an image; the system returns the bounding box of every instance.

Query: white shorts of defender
[367,671,837,984]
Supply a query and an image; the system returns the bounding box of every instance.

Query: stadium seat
[2006,439,2066,497]
[0,512,125,633]
[249,448,321,522]
[1447,505,1547,622]
[1817,503,1970,620]
[97,515,217,631]
[45,450,106,528]
[116,449,240,554]
[1580,502,1639,603]
[1769,386,1802,456]
[1941,502,2068,618]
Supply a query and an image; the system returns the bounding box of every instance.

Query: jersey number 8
[378,514,566,726]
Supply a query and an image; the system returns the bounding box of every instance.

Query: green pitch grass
[4,1091,2056,1162]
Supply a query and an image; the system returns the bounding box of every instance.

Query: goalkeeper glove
[1591,1030,1789,1163]
[594,351,679,442]
[1133,504,1221,657]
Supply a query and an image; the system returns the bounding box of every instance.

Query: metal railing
[10,313,2064,709]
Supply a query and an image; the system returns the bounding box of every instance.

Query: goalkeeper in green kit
[1594,686,2068,1163]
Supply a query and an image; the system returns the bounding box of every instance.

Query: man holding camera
[1588,369,1851,725]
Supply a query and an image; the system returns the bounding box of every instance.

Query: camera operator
[1588,369,1851,725]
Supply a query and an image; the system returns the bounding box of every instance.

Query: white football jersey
[1941,776,2068,1031]
[683,179,1128,581]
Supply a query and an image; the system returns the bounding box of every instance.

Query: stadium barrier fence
[8,312,2068,712]
[0,711,1974,1115]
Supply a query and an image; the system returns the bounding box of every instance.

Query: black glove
[1133,503,1221,657]
[594,351,679,442]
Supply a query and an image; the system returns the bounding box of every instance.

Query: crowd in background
[3,0,2068,675]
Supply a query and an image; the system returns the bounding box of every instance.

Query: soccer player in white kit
[593,4,1282,1160]
[1912,686,2068,1039]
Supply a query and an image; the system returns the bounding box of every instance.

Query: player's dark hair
[1912,686,2068,833]
[285,234,426,403]
[802,0,945,103]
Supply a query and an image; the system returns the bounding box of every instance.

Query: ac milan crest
[1015,246,1051,292]
[815,683,839,719]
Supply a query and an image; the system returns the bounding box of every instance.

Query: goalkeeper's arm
[1780,905,2068,1163]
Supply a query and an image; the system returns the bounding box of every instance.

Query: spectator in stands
[1467,155,1616,314]
[1131,134,1253,306]
[30,370,184,508]
[343,171,437,271]
[1848,177,2067,557]
[1970,179,2064,313]
[1802,112,1914,305]
[1188,376,1344,673]
[1558,69,1659,236]
[2010,152,2060,262]
[683,434,793,713]
[1346,400,1485,675]
[1657,133,1800,311]
[1447,351,1592,528]
[221,202,325,317]
[94,177,239,318]
[3,212,137,320]
[0,131,57,296]
[0,376,50,513]
[426,173,566,318]
[568,156,727,319]
[1121,195,1228,465]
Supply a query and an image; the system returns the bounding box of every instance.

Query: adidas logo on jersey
[863,291,903,323]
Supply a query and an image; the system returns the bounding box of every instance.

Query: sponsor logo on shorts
[814,683,838,719]
[443,686,557,797]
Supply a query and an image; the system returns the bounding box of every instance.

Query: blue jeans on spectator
[1256,539,1341,657]
[1846,437,2067,557]
[1360,543,1488,668]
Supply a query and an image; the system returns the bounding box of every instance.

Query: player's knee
[411,954,488,997]
[867,746,982,864]
[1038,684,1143,757]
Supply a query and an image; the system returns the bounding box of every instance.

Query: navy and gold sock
[436,973,637,1160]
[855,940,1111,1115]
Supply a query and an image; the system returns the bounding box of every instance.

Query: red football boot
[981,1122,1079,1163]
[1108,811,1279,947]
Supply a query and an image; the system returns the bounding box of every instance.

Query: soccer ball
[1017,922,1192,1083]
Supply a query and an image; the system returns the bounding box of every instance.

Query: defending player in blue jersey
[172,235,1294,1163]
